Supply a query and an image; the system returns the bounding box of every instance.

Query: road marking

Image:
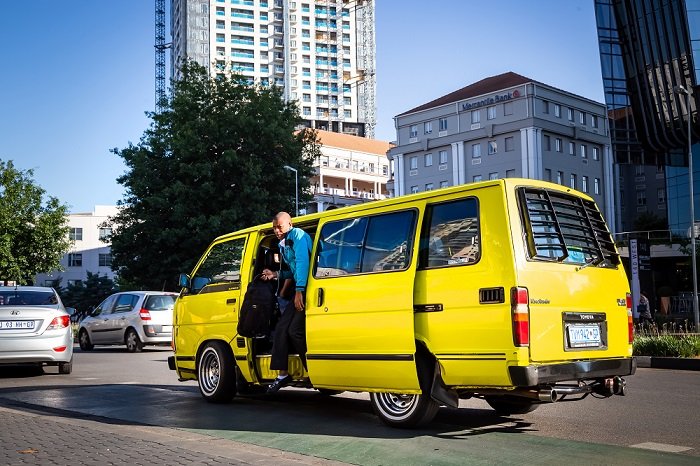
[76,377,98,381]
[630,442,693,453]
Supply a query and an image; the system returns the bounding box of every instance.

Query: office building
[308,129,391,212]
[387,72,616,226]
[171,0,376,137]
[34,206,119,287]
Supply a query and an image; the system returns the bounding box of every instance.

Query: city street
[0,346,698,465]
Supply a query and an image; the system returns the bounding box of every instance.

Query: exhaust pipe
[538,388,558,402]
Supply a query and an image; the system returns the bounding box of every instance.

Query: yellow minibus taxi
[169,178,635,427]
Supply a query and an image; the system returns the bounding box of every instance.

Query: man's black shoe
[267,375,292,393]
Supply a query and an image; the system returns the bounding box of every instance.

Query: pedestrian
[638,291,653,326]
[261,211,312,393]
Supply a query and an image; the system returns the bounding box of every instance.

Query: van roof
[212,178,592,243]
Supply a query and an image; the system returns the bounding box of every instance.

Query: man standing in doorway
[261,211,312,393]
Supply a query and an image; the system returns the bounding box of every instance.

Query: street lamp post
[675,85,700,330]
[283,165,298,217]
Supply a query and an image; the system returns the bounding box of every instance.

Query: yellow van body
[170,179,635,427]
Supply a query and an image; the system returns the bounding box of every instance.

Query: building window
[554,104,561,117]
[555,138,562,152]
[570,174,577,189]
[488,140,497,154]
[439,118,448,132]
[543,135,551,151]
[410,157,418,170]
[637,190,646,206]
[473,175,482,182]
[440,180,449,189]
[506,169,515,178]
[68,253,82,267]
[67,279,82,287]
[439,150,448,164]
[489,172,499,180]
[487,106,496,120]
[98,227,112,240]
[425,153,433,167]
[69,228,83,241]
[582,176,589,193]
[411,186,419,194]
[658,187,666,204]
[99,254,112,267]
[503,102,513,116]
[545,168,552,181]
[580,144,587,158]
[594,178,601,195]
[425,183,434,191]
[471,110,480,124]
[505,137,514,152]
[579,111,586,125]
[424,121,432,134]
[542,100,549,114]
[567,107,574,121]
[569,142,575,155]
[472,143,481,158]
[409,125,418,139]
[591,115,599,128]
[593,147,600,161]
[557,171,564,184]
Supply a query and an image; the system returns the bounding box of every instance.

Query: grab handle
[317,288,324,307]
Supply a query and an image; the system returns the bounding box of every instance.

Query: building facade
[308,130,391,212]
[388,72,616,227]
[34,206,118,287]
[171,0,376,137]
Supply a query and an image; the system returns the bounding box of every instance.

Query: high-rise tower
[170,0,376,137]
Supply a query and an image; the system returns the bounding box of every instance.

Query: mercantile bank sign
[461,89,521,111]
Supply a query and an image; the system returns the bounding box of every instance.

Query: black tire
[78,329,94,351]
[198,341,236,403]
[58,357,73,375]
[485,396,539,415]
[317,388,344,396]
[125,329,143,353]
[370,392,439,428]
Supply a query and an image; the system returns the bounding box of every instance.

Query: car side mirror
[178,273,191,289]
[191,276,210,293]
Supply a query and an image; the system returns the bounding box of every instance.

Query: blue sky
[0,0,603,213]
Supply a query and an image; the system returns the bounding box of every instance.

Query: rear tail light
[47,315,70,330]
[53,345,67,352]
[626,292,634,344]
[139,308,152,321]
[511,286,530,346]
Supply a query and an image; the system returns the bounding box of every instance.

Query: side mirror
[191,276,211,293]
[178,273,191,289]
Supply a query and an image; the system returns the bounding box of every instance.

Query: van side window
[315,210,416,277]
[192,237,246,292]
[419,198,480,268]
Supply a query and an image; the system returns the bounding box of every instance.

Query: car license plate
[161,325,172,333]
[0,320,35,330]
[567,324,601,348]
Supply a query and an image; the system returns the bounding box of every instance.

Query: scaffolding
[353,0,376,138]
[155,0,170,111]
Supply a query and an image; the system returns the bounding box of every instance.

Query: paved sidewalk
[0,403,350,466]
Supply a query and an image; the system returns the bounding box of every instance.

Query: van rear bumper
[509,357,636,387]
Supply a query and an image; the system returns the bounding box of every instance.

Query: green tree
[110,61,319,290]
[58,272,117,317]
[0,160,70,284]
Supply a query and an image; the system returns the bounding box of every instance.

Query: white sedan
[0,286,74,374]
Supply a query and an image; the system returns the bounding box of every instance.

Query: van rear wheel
[198,341,236,403]
[370,392,439,428]
[485,396,539,415]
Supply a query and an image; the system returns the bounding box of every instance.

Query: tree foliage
[57,272,117,317]
[110,61,319,290]
[0,160,70,284]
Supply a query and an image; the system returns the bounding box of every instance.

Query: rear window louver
[519,188,619,267]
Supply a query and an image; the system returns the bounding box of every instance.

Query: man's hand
[261,269,276,281]
[294,291,305,312]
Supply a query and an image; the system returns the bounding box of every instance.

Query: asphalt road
[0,346,698,465]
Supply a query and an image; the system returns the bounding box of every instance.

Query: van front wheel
[370,392,439,428]
[198,341,236,403]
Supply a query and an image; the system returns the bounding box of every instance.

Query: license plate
[567,324,601,348]
[0,320,35,330]
[161,325,172,333]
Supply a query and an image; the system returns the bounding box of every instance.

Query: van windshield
[519,188,619,267]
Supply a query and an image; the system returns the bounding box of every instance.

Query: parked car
[78,291,177,352]
[0,286,74,374]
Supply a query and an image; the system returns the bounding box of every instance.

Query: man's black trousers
[270,300,307,371]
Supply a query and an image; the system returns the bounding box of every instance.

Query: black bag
[237,275,276,337]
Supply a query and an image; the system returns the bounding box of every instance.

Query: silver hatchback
[78,291,177,352]
[0,286,74,374]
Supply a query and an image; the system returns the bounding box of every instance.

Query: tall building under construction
[170,0,376,137]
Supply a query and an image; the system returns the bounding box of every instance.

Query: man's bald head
[272,211,293,239]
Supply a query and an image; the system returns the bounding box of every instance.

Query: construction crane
[155,0,171,112]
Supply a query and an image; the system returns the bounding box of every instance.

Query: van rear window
[519,188,619,267]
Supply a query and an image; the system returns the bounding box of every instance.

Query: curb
[635,356,700,371]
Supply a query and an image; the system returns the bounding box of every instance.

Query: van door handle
[226,298,237,305]
[317,288,324,307]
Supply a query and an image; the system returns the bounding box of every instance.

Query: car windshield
[0,291,57,306]
[144,295,176,311]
